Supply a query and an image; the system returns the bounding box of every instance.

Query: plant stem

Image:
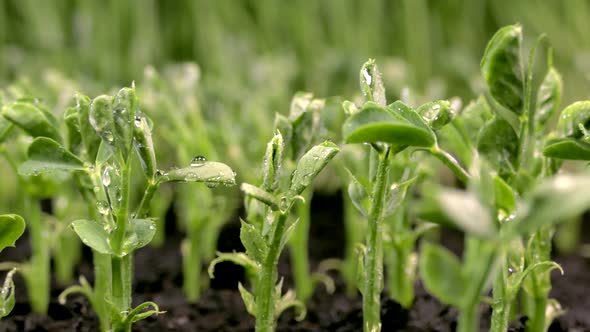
[94,251,112,332]
[490,269,510,332]
[342,189,361,296]
[363,149,389,332]
[55,231,80,284]
[183,216,205,302]
[25,198,49,314]
[458,305,479,332]
[111,163,131,255]
[527,296,547,332]
[135,181,158,219]
[290,189,313,302]
[255,211,288,332]
[429,145,470,183]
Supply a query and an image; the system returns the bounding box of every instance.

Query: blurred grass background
[1,0,589,105]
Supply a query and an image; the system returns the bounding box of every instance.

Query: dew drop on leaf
[104,131,114,142]
[102,167,112,187]
[205,182,219,189]
[134,115,142,127]
[186,172,197,181]
[96,200,109,215]
[149,225,155,230]
[191,155,207,167]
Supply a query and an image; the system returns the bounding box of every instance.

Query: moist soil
[0,191,589,331]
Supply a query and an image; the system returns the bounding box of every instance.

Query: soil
[0,191,589,332]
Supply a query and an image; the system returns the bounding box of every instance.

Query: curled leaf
[18,137,85,176]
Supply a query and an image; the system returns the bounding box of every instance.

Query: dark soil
[0,191,589,331]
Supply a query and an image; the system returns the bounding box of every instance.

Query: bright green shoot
[0,214,25,319]
[18,86,235,332]
[210,131,338,332]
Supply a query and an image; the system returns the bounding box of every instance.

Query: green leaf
[477,116,518,178]
[0,214,25,252]
[274,113,293,150]
[2,101,61,141]
[343,102,435,148]
[112,87,137,158]
[494,176,516,213]
[461,96,493,142]
[346,169,371,216]
[555,101,590,139]
[416,100,455,130]
[241,183,279,210]
[419,243,464,307]
[240,219,268,263]
[89,95,116,146]
[535,65,562,131]
[263,131,284,193]
[71,219,112,254]
[275,289,307,321]
[437,188,496,238]
[18,137,85,176]
[360,59,386,106]
[64,106,82,154]
[289,93,322,159]
[121,219,156,255]
[0,269,17,318]
[238,282,256,316]
[288,141,339,196]
[75,93,101,162]
[160,161,236,186]
[511,174,590,235]
[543,138,590,160]
[384,177,416,218]
[481,25,524,114]
[132,112,157,180]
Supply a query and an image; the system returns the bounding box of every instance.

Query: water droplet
[191,155,207,167]
[96,200,109,215]
[508,267,514,274]
[186,172,197,181]
[432,104,441,111]
[104,131,114,142]
[102,167,112,187]
[362,68,372,86]
[134,115,142,127]
[149,225,155,230]
[155,169,163,177]
[205,182,219,189]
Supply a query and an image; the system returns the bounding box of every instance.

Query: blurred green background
[1,0,589,105]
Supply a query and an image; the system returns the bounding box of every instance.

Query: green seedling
[342,59,464,331]
[19,86,235,332]
[210,132,338,332]
[0,97,68,314]
[140,65,237,301]
[0,214,25,319]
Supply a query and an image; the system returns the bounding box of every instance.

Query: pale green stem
[25,197,49,314]
[255,211,288,332]
[363,149,389,332]
[342,189,361,296]
[290,189,313,302]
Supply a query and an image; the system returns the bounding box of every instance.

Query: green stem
[290,189,313,302]
[490,269,510,332]
[527,296,547,332]
[429,145,470,183]
[183,217,205,302]
[26,198,49,314]
[255,211,288,332]
[363,149,389,332]
[111,255,132,313]
[111,163,131,255]
[342,188,361,296]
[458,305,479,332]
[93,251,112,332]
[55,230,81,284]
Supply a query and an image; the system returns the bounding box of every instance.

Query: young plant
[19,86,235,332]
[0,214,25,319]
[210,132,338,332]
[341,59,463,331]
[0,97,66,314]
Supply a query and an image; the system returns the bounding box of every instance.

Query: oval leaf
[555,101,590,139]
[0,214,25,252]
[343,102,435,147]
[2,101,61,141]
[288,141,339,196]
[543,137,590,160]
[71,219,112,254]
[420,243,464,307]
[121,219,156,255]
[160,161,236,186]
[481,25,524,114]
[18,137,85,176]
[535,66,562,131]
